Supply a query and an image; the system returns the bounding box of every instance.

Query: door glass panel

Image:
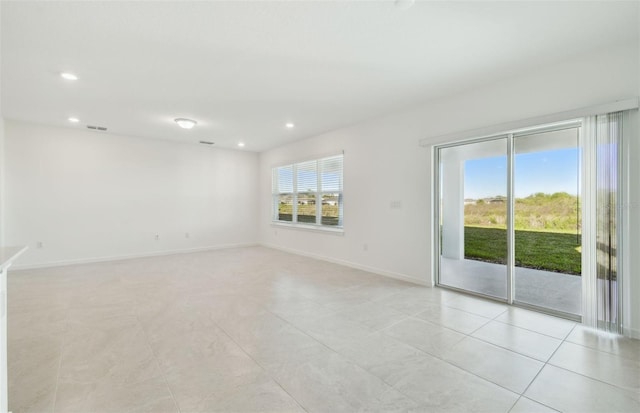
[439,138,508,299]
[513,128,582,315]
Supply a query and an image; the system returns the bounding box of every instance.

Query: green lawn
[464,226,581,275]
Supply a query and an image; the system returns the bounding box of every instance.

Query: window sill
[271,222,344,235]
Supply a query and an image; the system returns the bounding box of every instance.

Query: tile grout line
[432,287,580,340]
[514,320,639,410]
[210,314,310,413]
[49,307,70,413]
[467,331,557,364]
[13,249,637,413]
[133,308,182,413]
[375,317,530,403]
[490,317,575,341]
[256,308,431,408]
[465,308,504,336]
[224,297,433,410]
[507,395,561,413]
[516,323,579,408]
[375,304,567,406]
[546,358,640,394]
[376,325,523,404]
[364,290,503,333]
[461,308,565,363]
[562,331,639,361]
[441,301,508,320]
[498,310,576,413]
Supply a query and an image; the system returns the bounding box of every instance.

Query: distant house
[486,196,506,204]
[464,198,476,205]
[322,196,339,206]
[298,197,316,205]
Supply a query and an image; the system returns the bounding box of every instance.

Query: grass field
[278,204,340,226]
[465,192,581,232]
[464,226,581,275]
[463,192,582,275]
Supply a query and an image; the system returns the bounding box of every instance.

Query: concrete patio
[440,258,581,316]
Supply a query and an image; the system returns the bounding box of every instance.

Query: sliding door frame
[506,133,515,304]
[434,119,584,321]
[433,133,510,303]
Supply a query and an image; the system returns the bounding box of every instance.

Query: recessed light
[238,142,245,147]
[60,72,78,81]
[68,117,80,123]
[175,118,197,129]
[285,123,295,129]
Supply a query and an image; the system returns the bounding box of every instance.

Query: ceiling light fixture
[68,117,80,123]
[175,118,197,129]
[285,123,295,129]
[238,142,245,147]
[60,72,78,81]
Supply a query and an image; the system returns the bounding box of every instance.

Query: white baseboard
[14,242,430,287]
[11,242,259,270]
[624,325,640,340]
[260,242,430,287]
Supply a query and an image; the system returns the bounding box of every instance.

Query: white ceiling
[1,1,637,151]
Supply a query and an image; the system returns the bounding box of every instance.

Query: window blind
[272,154,344,228]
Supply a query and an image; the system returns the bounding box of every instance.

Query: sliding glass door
[435,110,630,329]
[438,138,508,300]
[513,127,582,315]
[435,123,583,319]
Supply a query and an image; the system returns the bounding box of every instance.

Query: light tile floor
[7,246,640,413]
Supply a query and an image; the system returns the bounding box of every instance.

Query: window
[272,154,343,228]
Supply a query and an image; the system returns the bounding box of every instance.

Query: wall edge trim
[11,242,259,270]
[260,242,430,286]
[624,325,640,340]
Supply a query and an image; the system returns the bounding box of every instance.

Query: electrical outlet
[36,241,44,249]
[185,232,190,239]
[363,243,368,251]
[390,200,402,209]
[154,234,159,241]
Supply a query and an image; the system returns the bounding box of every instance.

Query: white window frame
[272,154,344,232]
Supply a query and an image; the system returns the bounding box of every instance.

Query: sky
[464,148,580,199]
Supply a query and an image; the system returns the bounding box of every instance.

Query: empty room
[1,1,639,412]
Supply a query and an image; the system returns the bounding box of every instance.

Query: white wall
[631,6,640,338]
[0,117,5,247]
[4,120,258,268]
[623,110,639,338]
[258,43,640,334]
[0,0,4,248]
[0,117,5,413]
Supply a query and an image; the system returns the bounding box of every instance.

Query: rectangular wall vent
[199,140,215,145]
[87,125,108,131]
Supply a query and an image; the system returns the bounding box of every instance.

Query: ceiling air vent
[87,125,107,131]
[199,140,214,145]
